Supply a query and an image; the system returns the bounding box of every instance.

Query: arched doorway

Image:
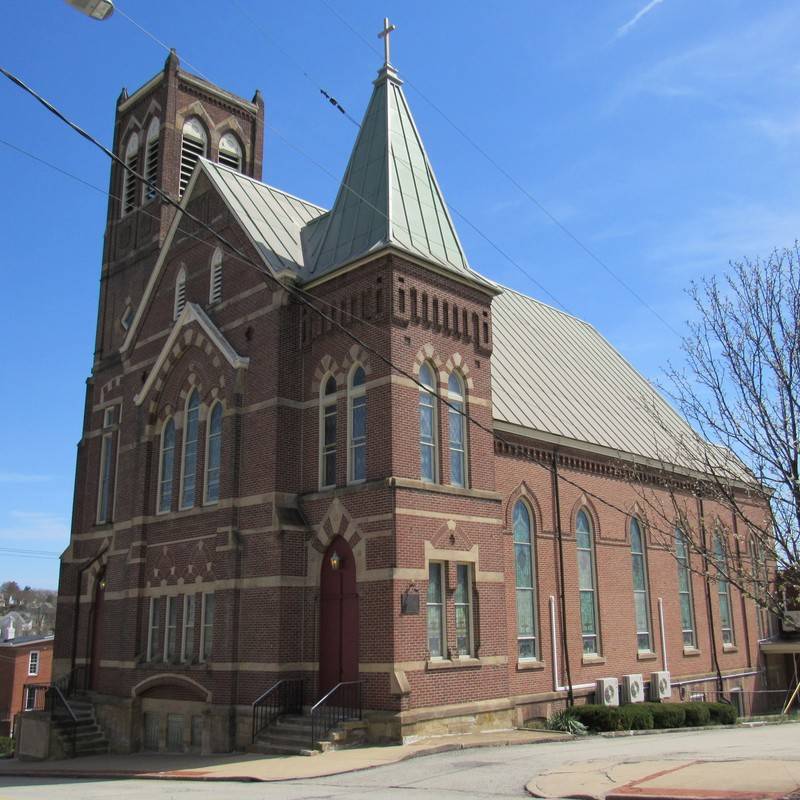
[318,536,359,697]
[89,570,107,690]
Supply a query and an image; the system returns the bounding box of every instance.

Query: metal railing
[310,681,362,748]
[45,685,78,758]
[51,665,88,698]
[251,678,304,743]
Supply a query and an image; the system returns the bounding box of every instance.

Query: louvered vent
[122,153,139,214]
[218,132,242,172]
[210,254,223,305]
[144,131,160,201]
[179,118,207,197]
[174,269,187,320]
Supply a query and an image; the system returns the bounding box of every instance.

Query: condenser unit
[621,673,644,704]
[651,671,672,701]
[595,677,619,706]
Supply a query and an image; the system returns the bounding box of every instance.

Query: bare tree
[631,244,800,628]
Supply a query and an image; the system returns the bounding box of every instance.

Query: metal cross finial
[378,17,397,66]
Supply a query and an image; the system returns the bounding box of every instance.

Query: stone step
[258,730,316,750]
[248,741,317,757]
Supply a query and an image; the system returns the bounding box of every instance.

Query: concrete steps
[249,713,367,756]
[53,697,110,757]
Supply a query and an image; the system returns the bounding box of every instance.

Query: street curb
[0,733,571,784]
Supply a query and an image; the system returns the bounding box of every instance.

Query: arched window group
[318,365,368,489]
[418,362,468,487]
[157,391,224,513]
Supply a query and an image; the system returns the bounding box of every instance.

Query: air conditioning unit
[651,670,672,701]
[622,673,644,704]
[596,677,619,706]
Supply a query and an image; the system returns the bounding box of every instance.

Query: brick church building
[53,41,769,753]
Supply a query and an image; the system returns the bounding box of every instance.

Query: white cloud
[616,0,665,38]
[0,472,52,483]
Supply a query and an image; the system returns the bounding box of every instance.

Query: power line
[0,63,686,537]
[317,1,682,339]
[112,5,571,313]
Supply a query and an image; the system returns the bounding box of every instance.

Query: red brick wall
[0,641,53,737]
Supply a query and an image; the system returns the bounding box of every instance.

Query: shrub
[571,704,621,732]
[708,701,738,725]
[0,736,12,756]
[618,704,654,730]
[642,702,686,729]
[682,702,711,727]
[545,708,588,736]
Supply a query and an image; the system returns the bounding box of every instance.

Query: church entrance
[89,571,106,690]
[318,537,359,697]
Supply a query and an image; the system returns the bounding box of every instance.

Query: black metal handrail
[45,685,78,758]
[251,678,304,742]
[310,681,362,748]
[51,664,87,698]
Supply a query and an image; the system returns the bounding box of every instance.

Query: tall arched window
[630,517,652,652]
[419,362,437,482]
[180,390,200,509]
[447,371,466,487]
[320,375,337,488]
[576,509,600,655]
[218,132,242,171]
[714,531,735,645]
[174,266,187,320]
[209,248,223,305]
[180,117,207,196]
[514,500,537,659]
[204,402,223,504]
[121,133,140,216]
[143,117,160,201]
[157,418,175,514]
[675,527,696,647]
[348,367,366,482]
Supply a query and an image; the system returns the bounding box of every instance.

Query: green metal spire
[301,61,477,283]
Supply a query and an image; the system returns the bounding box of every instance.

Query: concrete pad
[0,728,566,783]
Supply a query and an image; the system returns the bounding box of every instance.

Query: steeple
[302,24,483,286]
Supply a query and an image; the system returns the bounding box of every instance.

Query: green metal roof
[301,65,484,285]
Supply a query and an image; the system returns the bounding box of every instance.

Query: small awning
[760,639,800,654]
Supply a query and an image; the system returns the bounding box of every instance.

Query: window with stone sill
[348,366,366,483]
[630,517,652,653]
[513,500,537,660]
[419,362,438,483]
[576,509,600,656]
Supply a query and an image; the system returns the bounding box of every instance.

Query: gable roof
[299,65,490,288]
[490,286,718,471]
[134,302,248,406]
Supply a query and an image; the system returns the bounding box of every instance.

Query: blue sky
[1,1,798,589]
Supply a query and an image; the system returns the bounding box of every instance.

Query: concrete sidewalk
[0,728,565,783]
[526,757,800,800]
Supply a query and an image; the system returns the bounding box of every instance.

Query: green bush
[618,704,654,730]
[682,702,711,727]
[707,701,738,725]
[0,736,12,756]
[571,704,621,732]
[545,708,588,736]
[641,702,686,729]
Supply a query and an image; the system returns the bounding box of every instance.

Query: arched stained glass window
[514,501,537,659]
[180,390,200,508]
[576,509,599,655]
[419,362,437,482]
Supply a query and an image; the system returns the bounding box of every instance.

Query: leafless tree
[631,244,800,627]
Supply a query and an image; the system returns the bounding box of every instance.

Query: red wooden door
[318,537,359,697]
[89,572,106,690]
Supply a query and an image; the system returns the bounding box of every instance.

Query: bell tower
[95,50,264,362]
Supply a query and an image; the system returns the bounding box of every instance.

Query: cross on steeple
[378,17,397,67]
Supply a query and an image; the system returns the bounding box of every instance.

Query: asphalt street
[0,724,797,799]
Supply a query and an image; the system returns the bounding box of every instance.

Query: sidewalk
[0,728,565,783]
[526,757,800,800]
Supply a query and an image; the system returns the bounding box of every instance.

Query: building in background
[0,635,53,737]
[51,43,773,755]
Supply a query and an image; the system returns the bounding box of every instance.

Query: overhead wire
[0,63,681,535]
[317,0,682,339]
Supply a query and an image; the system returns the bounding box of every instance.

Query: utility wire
[0,63,696,538]
[317,0,682,339]
[110,5,571,313]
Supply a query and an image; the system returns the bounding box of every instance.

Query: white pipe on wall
[658,597,668,670]
[549,595,595,694]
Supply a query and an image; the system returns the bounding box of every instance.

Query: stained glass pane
[680,595,693,631]
[420,404,433,440]
[427,563,441,601]
[632,555,646,590]
[678,567,690,593]
[583,635,597,655]
[637,632,651,651]
[450,450,464,487]
[352,400,366,439]
[513,502,531,543]
[455,606,469,655]
[421,444,434,481]
[518,639,536,659]
[515,543,532,587]
[578,551,593,590]
[516,589,534,636]
[455,564,469,603]
[580,591,596,635]
[635,593,649,632]
[630,519,643,552]
[427,608,443,657]
[353,444,365,481]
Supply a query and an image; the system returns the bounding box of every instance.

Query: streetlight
[64,0,114,21]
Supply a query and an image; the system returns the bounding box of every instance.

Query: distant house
[0,612,31,643]
[0,635,54,737]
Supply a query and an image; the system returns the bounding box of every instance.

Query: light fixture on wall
[330,550,342,571]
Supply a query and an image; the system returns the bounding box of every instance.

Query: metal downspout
[552,451,574,706]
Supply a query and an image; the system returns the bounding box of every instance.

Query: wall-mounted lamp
[329,550,342,571]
